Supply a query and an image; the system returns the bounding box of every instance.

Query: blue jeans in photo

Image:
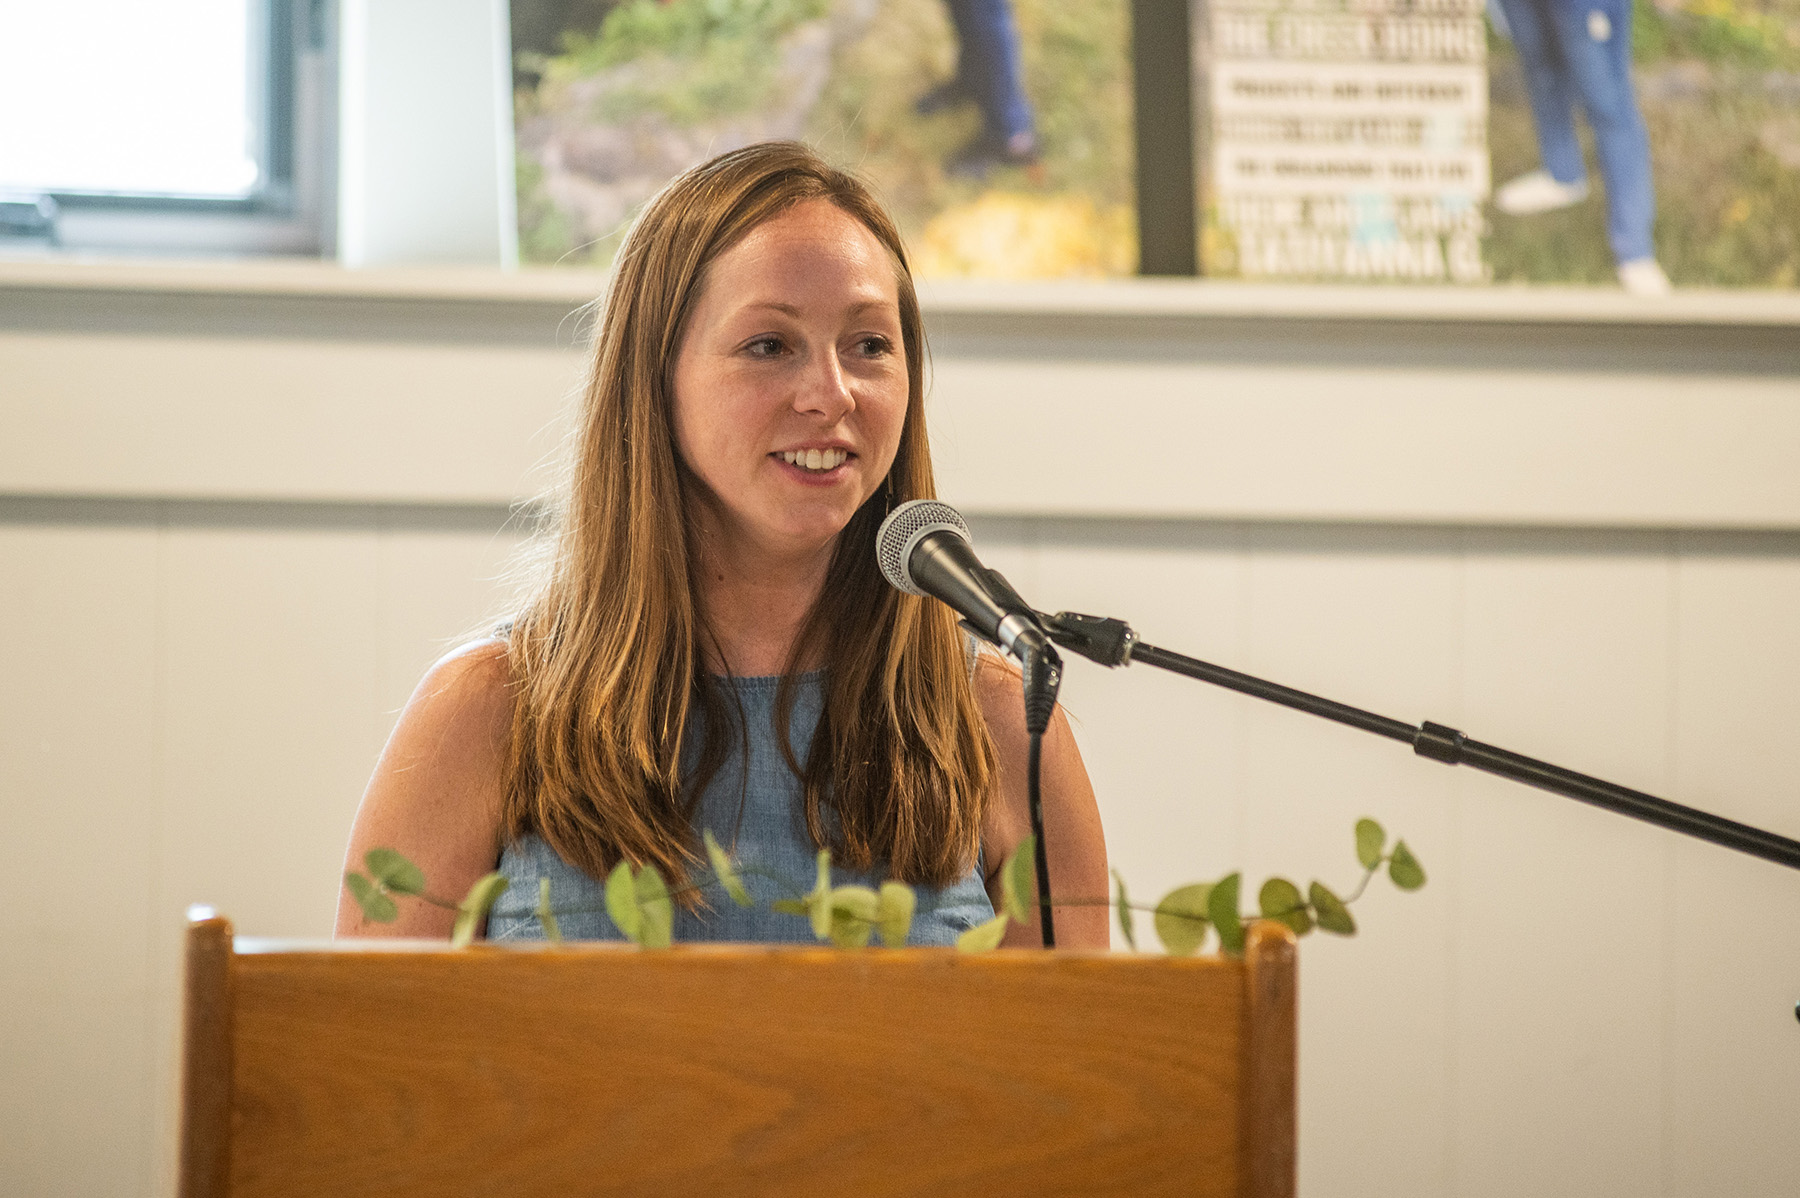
[945,0,1035,145]
[1495,0,1656,262]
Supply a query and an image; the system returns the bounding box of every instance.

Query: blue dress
[486,672,995,944]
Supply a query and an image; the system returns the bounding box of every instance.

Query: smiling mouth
[776,448,850,473]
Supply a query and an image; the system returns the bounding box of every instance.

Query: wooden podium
[179,909,1296,1198]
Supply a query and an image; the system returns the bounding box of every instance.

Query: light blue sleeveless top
[486,672,994,944]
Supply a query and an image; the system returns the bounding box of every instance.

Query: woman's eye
[855,335,895,356]
[744,336,785,357]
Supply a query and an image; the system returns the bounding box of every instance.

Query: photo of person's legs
[923,0,1039,177]
[1545,0,1665,290]
[1493,0,1668,291]
[1494,0,1592,213]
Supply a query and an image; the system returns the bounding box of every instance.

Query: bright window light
[0,1,260,198]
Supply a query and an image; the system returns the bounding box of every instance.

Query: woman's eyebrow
[737,299,895,318]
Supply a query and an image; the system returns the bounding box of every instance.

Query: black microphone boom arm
[1042,611,1800,874]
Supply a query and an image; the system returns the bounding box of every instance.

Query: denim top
[486,671,994,944]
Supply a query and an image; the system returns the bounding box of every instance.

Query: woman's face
[670,198,908,564]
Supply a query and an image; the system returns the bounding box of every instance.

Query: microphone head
[876,500,971,596]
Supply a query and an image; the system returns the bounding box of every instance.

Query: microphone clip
[1041,611,1138,668]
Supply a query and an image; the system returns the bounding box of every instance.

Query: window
[0,0,335,257]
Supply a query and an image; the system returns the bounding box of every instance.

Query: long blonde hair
[502,142,994,895]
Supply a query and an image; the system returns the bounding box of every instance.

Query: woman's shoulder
[970,648,1026,742]
[398,637,516,754]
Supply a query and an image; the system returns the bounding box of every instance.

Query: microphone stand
[1040,611,1800,874]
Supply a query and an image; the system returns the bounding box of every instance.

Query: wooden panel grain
[229,946,1248,1198]
[179,913,235,1198]
[1242,924,1297,1198]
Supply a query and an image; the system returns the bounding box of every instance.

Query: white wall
[3,264,1798,1197]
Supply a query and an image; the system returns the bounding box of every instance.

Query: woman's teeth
[779,448,848,472]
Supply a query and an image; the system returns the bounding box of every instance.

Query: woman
[335,142,1107,946]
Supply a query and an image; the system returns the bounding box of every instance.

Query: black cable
[1026,727,1055,948]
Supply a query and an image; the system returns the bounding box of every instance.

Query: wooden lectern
[179,909,1296,1198]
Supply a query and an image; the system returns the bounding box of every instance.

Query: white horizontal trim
[5,257,1800,327]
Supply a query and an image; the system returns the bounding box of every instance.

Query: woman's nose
[795,347,856,420]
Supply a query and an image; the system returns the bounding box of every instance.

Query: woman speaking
[335,142,1107,946]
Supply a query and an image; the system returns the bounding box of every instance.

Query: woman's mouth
[775,448,850,473]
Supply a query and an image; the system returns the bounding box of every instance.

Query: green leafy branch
[1109,818,1426,958]
[342,818,1425,956]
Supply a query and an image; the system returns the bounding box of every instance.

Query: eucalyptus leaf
[827,885,880,948]
[876,881,916,948]
[634,865,673,949]
[363,847,426,897]
[808,850,833,939]
[956,913,1009,954]
[1309,881,1356,935]
[703,829,752,907]
[770,898,809,916]
[451,872,509,949]
[1209,872,1244,957]
[1389,840,1427,891]
[1001,835,1037,924]
[1355,818,1386,870]
[604,860,641,941]
[1112,869,1136,951]
[1258,876,1314,936]
[343,871,397,924]
[536,877,563,945]
[1153,883,1212,956]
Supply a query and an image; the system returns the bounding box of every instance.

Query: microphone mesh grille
[876,500,970,596]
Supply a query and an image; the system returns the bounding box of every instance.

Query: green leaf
[1209,872,1244,957]
[1153,883,1212,956]
[1355,818,1386,870]
[363,847,426,897]
[535,877,563,945]
[703,828,752,907]
[876,881,916,948]
[634,865,673,949]
[451,872,509,948]
[808,850,833,939]
[1310,881,1356,935]
[1389,839,1427,891]
[770,898,809,916]
[1001,835,1037,924]
[343,871,398,923]
[1112,869,1136,951]
[604,860,641,941]
[1258,876,1314,936]
[956,913,1009,953]
[827,885,880,949]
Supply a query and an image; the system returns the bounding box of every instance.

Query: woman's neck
[691,522,835,678]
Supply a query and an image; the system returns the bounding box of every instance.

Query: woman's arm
[335,639,513,938]
[975,654,1111,949]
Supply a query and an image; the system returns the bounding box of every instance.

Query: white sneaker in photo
[1495,169,1591,215]
[1618,257,1673,295]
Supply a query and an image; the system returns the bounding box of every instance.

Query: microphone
[875,500,1050,662]
[878,499,1064,947]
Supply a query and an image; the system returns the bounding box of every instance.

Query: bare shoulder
[972,649,1027,745]
[336,638,515,937]
[405,637,515,741]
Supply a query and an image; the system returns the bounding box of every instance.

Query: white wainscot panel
[1666,549,1800,1198]
[1453,540,1673,1198]
[0,525,160,1198]
[929,358,1800,528]
[375,525,528,718]
[0,332,582,503]
[1237,530,1461,1198]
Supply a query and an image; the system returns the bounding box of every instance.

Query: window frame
[17,0,337,259]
